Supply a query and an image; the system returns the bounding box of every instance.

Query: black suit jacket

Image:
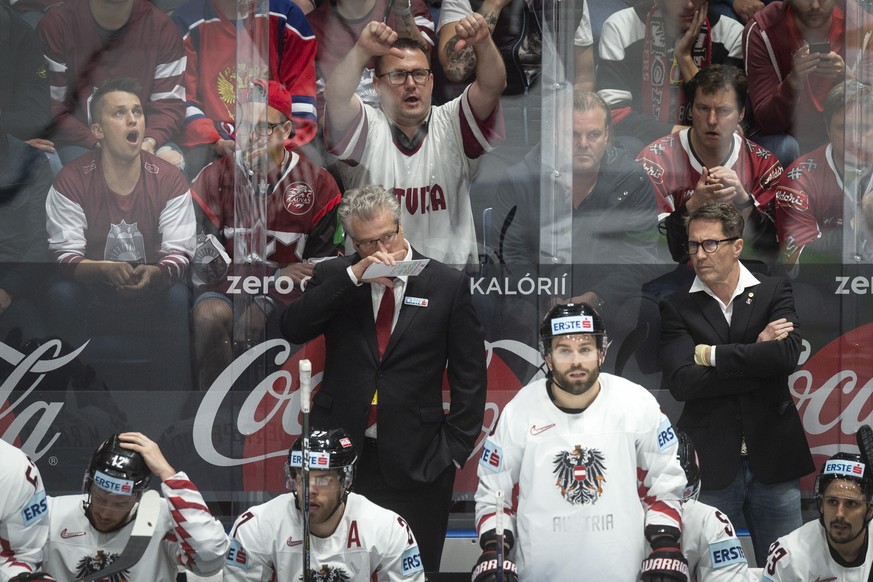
[659,274,814,489]
[280,249,487,488]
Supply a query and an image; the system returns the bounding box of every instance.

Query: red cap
[246,80,293,119]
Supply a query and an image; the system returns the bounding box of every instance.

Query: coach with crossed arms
[659,201,814,567]
[280,184,487,572]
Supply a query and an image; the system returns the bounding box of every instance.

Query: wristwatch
[735,193,755,209]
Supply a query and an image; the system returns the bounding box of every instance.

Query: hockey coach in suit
[281,183,487,572]
[659,201,814,566]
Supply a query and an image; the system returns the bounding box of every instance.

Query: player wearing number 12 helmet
[763,452,873,580]
[473,303,687,581]
[224,428,425,581]
[41,432,228,581]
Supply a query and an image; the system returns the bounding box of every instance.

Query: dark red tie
[375,285,394,358]
[369,285,394,431]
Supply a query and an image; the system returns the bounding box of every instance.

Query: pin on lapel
[746,291,754,305]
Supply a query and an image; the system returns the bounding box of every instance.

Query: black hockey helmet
[83,434,151,497]
[677,432,701,502]
[285,428,357,491]
[815,452,873,507]
[539,302,607,355]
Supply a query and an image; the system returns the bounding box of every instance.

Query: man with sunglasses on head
[659,201,814,567]
[323,13,505,268]
[281,184,487,572]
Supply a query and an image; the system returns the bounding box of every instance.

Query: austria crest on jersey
[552,445,607,505]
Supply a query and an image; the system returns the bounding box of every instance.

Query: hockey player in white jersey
[41,432,228,581]
[473,302,688,581]
[224,428,425,581]
[763,452,873,580]
[671,432,752,581]
[0,439,50,579]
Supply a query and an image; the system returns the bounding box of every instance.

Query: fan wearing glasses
[323,14,506,268]
[659,201,814,568]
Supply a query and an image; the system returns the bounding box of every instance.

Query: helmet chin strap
[819,504,873,547]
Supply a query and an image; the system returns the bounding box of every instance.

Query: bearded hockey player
[41,432,228,581]
[671,432,751,581]
[474,303,688,582]
[472,302,687,581]
[224,428,425,581]
[763,452,873,580]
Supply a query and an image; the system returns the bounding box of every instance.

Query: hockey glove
[471,547,519,582]
[640,542,689,582]
[9,573,57,582]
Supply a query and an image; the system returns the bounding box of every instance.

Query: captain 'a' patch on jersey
[76,550,126,581]
[300,564,352,581]
[552,445,606,505]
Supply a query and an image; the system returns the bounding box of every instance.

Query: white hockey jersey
[328,87,502,267]
[0,439,49,578]
[474,374,685,581]
[43,472,228,581]
[680,498,752,581]
[224,491,425,581]
[762,519,873,581]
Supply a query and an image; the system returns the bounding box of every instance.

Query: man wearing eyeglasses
[189,80,342,390]
[638,65,783,264]
[324,14,506,268]
[659,201,814,566]
[281,184,487,572]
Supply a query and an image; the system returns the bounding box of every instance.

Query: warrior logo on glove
[553,445,607,505]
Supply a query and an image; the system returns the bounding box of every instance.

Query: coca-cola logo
[0,339,89,456]
[190,337,533,492]
[791,324,873,486]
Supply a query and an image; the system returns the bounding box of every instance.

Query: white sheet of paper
[362,259,430,279]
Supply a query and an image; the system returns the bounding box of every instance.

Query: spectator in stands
[0,0,49,143]
[598,0,744,149]
[44,78,195,380]
[0,120,52,345]
[775,81,873,269]
[190,81,342,390]
[744,0,851,156]
[575,0,595,91]
[491,90,658,323]
[307,0,434,121]
[437,0,541,97]
[638,65,782,264]
[172,0,317,176]
[325,17,505,267]
[36,0,186,168]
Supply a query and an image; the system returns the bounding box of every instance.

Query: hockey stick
[857,424,873,469]
[495,490,504,582]
[77,489,161,582]
[299,359,313,582]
